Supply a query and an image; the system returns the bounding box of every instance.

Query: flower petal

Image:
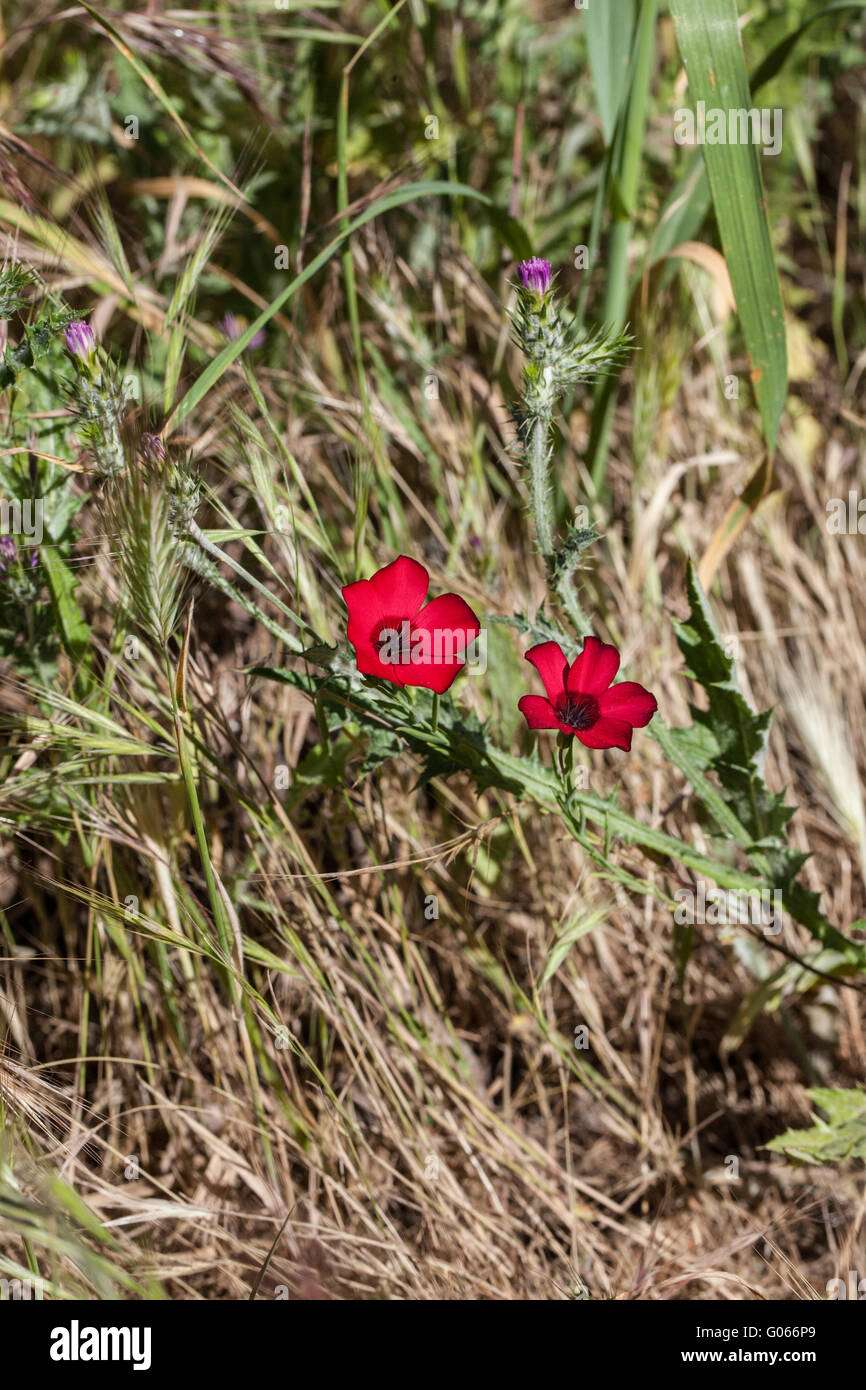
[367,555,429,617]
[598,681,657,727]
[342,576,380,631]
[567,636,620,696]
[342,577,406,685]
[576,717,633,751]
[402,592,480,692]
[525,641,569,703]
[518,694,560,730]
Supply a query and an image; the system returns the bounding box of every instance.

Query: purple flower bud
[221,313,265,351]
[141,433,166,464]
[517,258,552,297]
[0,535,16,572]
[65,320,96,359]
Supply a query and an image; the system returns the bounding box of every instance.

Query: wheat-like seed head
[103,459,190,649]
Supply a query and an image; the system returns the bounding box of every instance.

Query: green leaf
[669,561,794,849]
[538,906,607,990]
[669,0,787,453]
[167,181,527,432]
[749,2,866,93]
[41,546,90,664]
[651,3,866,268]
[766,1088,866,1166]
[585,0,636,147]
[663,562,866,975]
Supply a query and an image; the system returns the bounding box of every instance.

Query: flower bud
[220,312,265,350]
[517,258,552,298]
[65,320,96,359]
[141,433,166,464]
[0,535,16,571]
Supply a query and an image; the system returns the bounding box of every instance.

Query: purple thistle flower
[517,258,552,297]
[0,535,17,572]
[221,312,265,351]
[65,320,96,359]
[141,433,166,464]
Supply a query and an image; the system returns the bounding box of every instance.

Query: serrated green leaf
[671,561,795,848]
[766,1088,866,1166]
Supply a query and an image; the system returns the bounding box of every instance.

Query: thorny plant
[0,0,864,1308]
[1,226,864,1297]
[3,260,865,1006]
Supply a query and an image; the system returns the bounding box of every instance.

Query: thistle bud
[517,258,552,299]
[65,320,96,360]
[0,535,16,571]
[141,433,166,464]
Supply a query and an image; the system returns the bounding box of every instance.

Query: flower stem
[527,414,555,561]
[181,538,302,651]
[556,567,592,638]
[431,692,440,733]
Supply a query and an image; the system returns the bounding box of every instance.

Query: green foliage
[0,431,87,684]
[0,302,76,392]
[669,0,787,455]
[0,0,864,1303]
[670,562,795,852]
[766,1089,866,1166]
[660,563,866,973]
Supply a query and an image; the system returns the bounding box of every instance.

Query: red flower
[342,555,480,694]
[518,637,657,751]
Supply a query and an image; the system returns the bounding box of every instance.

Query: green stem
[527,414,555,560]
[169,678,234,976]
[182,534,303,652]
[554,565,592,638]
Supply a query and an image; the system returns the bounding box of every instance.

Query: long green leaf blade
[585,0,636,147]
[167,181,524,432]
[669,0,787,453]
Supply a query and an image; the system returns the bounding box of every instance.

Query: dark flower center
[556,694,600,731]
[372,616,411,662]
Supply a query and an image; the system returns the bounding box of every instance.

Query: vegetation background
[0,0,865,1300]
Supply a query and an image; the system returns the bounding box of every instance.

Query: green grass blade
[587,0,659,489]
[41,547,90,665]
[585,0,636,147]
[669,0,787,455]
[749,1,866,92]
[651,3,866,268]
[166,181,519,432]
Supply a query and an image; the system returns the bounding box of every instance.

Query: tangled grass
[0,0,865,1301]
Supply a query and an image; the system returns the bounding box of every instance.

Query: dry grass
[1,0,865,1302]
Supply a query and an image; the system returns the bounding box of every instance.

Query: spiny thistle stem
[557,566,591,638]
[527,413,555,561]
[511,259,632,637]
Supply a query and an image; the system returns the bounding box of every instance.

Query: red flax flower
[518,638,657,751]
[342,556,480,694]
